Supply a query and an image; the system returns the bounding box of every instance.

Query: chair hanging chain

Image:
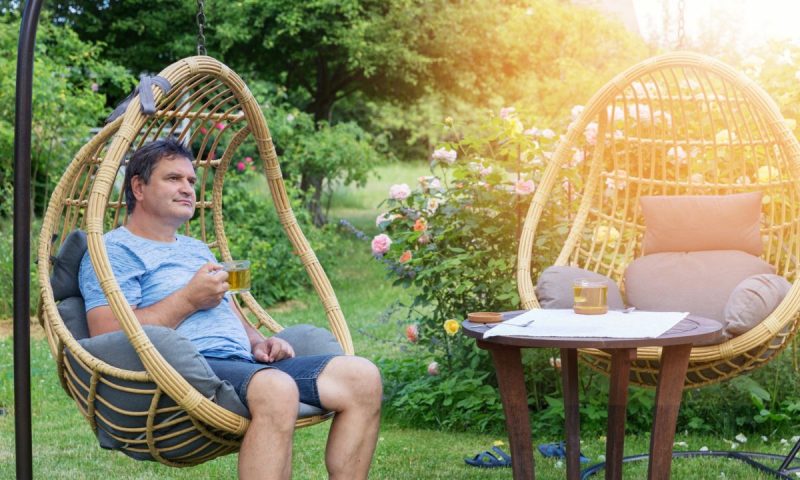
[196,0,207,56]
[677,0,686,49]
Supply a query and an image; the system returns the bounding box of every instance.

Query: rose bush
[373,108,586,431]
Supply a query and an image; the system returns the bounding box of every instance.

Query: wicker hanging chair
[517,51,800,389]
[36,56,353,466]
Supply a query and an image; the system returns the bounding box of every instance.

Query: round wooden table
[462,311,723,480]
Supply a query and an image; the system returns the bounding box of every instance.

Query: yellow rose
[592,225,620,246]
[444,319,461,336]
[757,165,780,184]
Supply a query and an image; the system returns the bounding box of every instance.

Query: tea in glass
[222,260,251,294]
[573,279,608,315]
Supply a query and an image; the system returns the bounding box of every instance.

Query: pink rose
[499,107,516,119]
[431,148,457,165]
[406,324,419,343]
[375,212,391,227]
[584,122,598,145]
[200,127,208,135]
[427,361,439,376]
[514,179,535,195]
[389,184,411,200]
[237,162,246,172]
[245,156,253,164]
[571,105,585,121]
[215,122,225,131]
[371,234,392,255]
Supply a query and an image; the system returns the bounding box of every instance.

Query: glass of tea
[573,278,608,315]
[222,260,251,294]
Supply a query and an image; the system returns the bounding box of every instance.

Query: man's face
[131,155,197,226]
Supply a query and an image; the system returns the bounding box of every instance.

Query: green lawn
[1,162,796,478]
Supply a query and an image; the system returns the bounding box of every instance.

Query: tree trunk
[301,172,327,227]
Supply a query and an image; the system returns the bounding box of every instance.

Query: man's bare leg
[238,369,299,480]
[317,356,382,480]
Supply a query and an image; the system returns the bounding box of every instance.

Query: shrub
[372,109,579,431]
[220,160,334,305]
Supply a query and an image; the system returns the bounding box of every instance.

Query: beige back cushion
[724,274,792,337]
[624,250,774,322]
[640,192,763,256]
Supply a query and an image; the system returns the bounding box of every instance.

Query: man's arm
[87,263,230,337]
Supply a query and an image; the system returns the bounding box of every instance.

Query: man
[78,139,382,480]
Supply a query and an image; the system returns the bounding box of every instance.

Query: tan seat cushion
[624,250,774,322]
[536,266,625,310]
[640,192,763,256]
[724,274,792,337]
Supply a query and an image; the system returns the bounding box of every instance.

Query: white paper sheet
[483,309,688,339]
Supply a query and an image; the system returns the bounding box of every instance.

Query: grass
[2,162,798,478]
[324,161,432,229]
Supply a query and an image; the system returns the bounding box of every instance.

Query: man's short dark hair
[123,139,195,214]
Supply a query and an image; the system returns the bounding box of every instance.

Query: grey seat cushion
[57,296,90,340]
[69,324,342,461]
[49,230,91,340]
[535,266,625,310]
[51,230,87,301]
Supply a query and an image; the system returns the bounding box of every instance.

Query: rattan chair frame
[37,56,352,466]
[517,52,800,389]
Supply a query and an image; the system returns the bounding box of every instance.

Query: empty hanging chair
[37,56,353,466]
[517,51,800,389]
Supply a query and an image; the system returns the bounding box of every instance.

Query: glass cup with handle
[221,260,251,294]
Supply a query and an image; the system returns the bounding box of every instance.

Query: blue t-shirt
[78,226,253,360]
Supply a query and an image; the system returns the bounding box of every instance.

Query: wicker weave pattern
[38,57,350,465]
[517,52,800,389]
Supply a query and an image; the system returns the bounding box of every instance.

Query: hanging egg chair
[37,56,352,466]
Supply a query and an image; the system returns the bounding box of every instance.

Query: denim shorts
[205,354,336,409]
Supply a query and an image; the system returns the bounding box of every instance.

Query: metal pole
[15,1,45,478]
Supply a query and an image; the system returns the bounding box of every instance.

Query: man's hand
[182,262,229,311]
[253,337,296,363]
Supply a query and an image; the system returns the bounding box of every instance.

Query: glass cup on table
[573,278,608,315]
[221,260,251,294]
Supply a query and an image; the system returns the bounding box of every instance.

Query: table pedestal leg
[648,344,692,480]
[560,348,580,480]
[606,348,636,480]
[480,341,533,479]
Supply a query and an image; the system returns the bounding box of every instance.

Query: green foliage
[210,0,432,121]
[219,163,333,306]
[373,110,576,432]
[249,82,386,224]
[0,12,134,217]
[378,348,505,433]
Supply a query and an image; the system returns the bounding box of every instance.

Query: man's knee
[320,356,382,409]
[247,369,299,418]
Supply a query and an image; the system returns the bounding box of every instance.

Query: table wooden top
[462,310,723,349]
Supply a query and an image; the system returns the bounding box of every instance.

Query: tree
[0,11,134,218]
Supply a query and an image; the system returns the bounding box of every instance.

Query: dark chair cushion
[57,296,90,340]
[51,230,87,301]
[68,324,342,461]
